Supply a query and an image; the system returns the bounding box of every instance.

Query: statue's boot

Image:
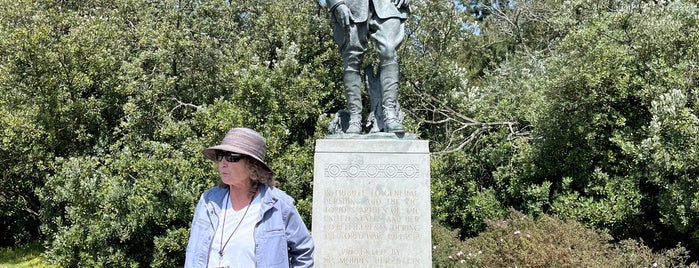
[344,70,363,134]
[379,63,404,133]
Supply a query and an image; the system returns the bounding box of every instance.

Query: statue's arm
[327,0,351,27]
[327,0,345,13]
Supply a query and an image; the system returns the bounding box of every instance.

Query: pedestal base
[312,138,432,267]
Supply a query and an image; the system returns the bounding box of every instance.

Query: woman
[185,127,314,268]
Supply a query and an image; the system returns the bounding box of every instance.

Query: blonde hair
[244,156,277,187]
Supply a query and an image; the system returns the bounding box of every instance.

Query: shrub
[432,209,698,267]
[38,140,209,267]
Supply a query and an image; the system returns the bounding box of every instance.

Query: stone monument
[312,137,431,267]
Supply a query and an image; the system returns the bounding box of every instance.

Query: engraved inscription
[319,187,427,266]
[322,253,423,265]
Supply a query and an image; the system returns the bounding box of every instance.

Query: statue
[326,0,410,135]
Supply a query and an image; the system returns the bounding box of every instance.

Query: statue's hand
[394,0,409,8]
[334,4,351,27]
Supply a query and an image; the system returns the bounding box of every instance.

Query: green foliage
[0,242,56,268]
[432,209,698,267]
[644,89,699,234]
[431,140,510,236]
[38,140,208,267]
[420,0,699,262]
[2,0,699,265]
[10,0,339,265]
[532,0,699,253]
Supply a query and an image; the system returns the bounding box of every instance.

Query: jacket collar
[206,184,280,227]
[258,184,279,213]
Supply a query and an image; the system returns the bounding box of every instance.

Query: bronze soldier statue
[327,0,409,134]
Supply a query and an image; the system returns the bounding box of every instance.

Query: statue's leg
[378,63,404,133]
[343,69,363,134]
[370,17,405,133]
[333,21,369,134]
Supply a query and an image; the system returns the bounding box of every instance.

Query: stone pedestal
[312,137,431,267]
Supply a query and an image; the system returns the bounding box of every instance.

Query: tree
[31,0,340,265]
[529,0,699,256]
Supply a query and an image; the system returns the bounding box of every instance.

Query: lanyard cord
[219,189,256,257]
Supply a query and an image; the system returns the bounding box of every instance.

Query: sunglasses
[215,151,243,163]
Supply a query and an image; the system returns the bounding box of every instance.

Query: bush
[432,209,698,267]
[38,140,210,267]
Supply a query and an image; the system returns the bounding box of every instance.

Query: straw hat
[202,127,272,172]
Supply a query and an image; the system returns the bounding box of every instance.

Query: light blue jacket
[185,184,314,268]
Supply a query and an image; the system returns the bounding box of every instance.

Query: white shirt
[207,193,261,268]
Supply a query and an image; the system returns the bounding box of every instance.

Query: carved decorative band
[324,164,419,178]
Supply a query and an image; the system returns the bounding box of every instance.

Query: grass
[0,242,55,268]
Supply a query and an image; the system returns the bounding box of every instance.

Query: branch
[169,98,202,115]
[405,80,527,155]
[435,126,486,155]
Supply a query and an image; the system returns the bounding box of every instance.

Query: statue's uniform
[327,0,409,133]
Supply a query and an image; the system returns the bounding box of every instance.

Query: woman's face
[217,151,251,186]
